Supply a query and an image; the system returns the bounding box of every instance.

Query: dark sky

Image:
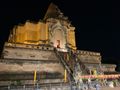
[0,0,120,64]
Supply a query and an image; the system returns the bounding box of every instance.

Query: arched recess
[49,26,67,49]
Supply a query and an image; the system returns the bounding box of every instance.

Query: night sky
[0,0,120,64]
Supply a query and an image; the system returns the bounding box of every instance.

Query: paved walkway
[91,87,120,90]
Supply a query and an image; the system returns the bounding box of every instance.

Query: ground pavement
[91,87,120,90]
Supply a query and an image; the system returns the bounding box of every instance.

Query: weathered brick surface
[3,47,58,60]
[0,46,64,83]
[0,62,64,74]
[77,50,101,64]
[101,64,116,72]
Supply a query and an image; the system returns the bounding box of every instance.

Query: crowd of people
[77,78,120,90]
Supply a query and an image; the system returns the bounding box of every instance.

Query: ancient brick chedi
[0,3,117,86]
[0,3,77,85]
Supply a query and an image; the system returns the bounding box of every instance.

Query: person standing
[95,83,101,90]
[87,78,91,90]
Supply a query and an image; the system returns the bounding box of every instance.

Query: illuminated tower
[8,3,76,51]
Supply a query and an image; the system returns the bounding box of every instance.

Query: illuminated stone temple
[0,3,118,89]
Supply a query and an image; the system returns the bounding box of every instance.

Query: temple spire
[43,3,68,21]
